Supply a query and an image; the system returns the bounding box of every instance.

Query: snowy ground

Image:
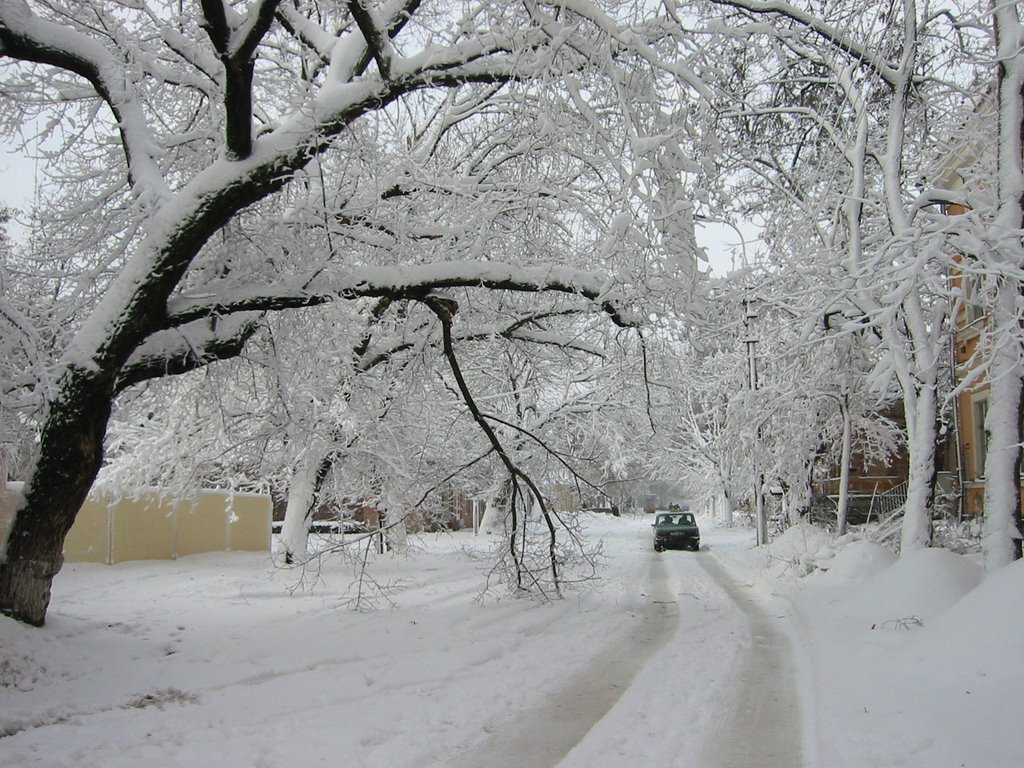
[1,514,1021,767]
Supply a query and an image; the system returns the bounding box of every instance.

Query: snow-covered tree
[648,268,900,539]
[978,2,1024,570]
[0,1,709,624]
[702,0,978,553]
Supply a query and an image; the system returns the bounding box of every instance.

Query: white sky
[697,219,762,277]
[1,145,39,241]
[1,145,38,206]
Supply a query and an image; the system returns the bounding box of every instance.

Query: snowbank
[835,546,982,628]
[815,539,896,583]
[764,521,833,575]
[746,523,1020,768]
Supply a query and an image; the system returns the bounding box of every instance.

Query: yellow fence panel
[63,493,112,564]
[1,487,272,565]
[224,492,273,553]
[2,484,271,563]
[111,492,176,562]
[0,483,17,551]
[176,491,229,557]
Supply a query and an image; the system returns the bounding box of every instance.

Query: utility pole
[744,298,759,392]
[744,298,768,546]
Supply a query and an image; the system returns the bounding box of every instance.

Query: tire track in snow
[697,553,805,768]
[447,554,680,768]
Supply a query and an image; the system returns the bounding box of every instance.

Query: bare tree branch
[424,295,561,596]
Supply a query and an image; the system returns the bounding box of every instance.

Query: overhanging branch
[423,295,561,595]
[166,262,639,328]
[114,313,262,394]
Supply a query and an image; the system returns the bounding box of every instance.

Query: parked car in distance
[582,505,620,517]
[652,511,700,552]
[271,519,370,535]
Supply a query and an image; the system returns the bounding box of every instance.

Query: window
[973,397,989,479]
[963,273,986,324]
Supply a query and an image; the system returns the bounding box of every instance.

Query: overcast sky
[2,142,39,242]
[2,145,36,207]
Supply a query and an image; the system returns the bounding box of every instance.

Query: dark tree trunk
[0,367,114,625]
[0,150,298,626]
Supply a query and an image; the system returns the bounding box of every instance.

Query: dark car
[652,511,700,552]
[271,519,370,535]
[582,505,621,517]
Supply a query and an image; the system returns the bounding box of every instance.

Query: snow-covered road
[456,539,807,768]
[551,523,808,768]
[4,513,1018,767]
[1,514,805,768]
[450,555,682,768]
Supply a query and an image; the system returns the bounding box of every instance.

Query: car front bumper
[654,532,700,550]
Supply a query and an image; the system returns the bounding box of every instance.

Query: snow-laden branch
[721,105,852,159]
[58,44,546,379]
[708,0,902,86]
[199,0,282,158]
[0,0,169,201]
[351,308,605,375]
[276,4,343,66]
[166,262,640,328]
[114,313,262,394]
[535,0,713,99]
[348,0,396,79]
[425,295,561,596]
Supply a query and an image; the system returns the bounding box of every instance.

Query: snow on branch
[708,0,902,86]
[347,0,396,80]
[550,0,712,99]
[114,312,262,394]
[350,308,604,375]
[166,262,640,328]
[0,0,169,200]
[198,0,282,159]
[275,5,341,67]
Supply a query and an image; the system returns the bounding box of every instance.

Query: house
[938,91,1023,524]
[947,242,991,519]
[811,402,914,527]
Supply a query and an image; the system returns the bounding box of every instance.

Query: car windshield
[657,514,694,525]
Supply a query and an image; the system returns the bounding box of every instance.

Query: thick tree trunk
[386,512,408,551]
[0,368,113,625]
[280,458,321,565]
[755,474,767,545]
[984,4,1024,570]
[479,497,501,533]
[982,282,1024,570]
[280,448,336,564]
[721,492,733,526]
[716,468,734,526]
[900,384,937,553]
